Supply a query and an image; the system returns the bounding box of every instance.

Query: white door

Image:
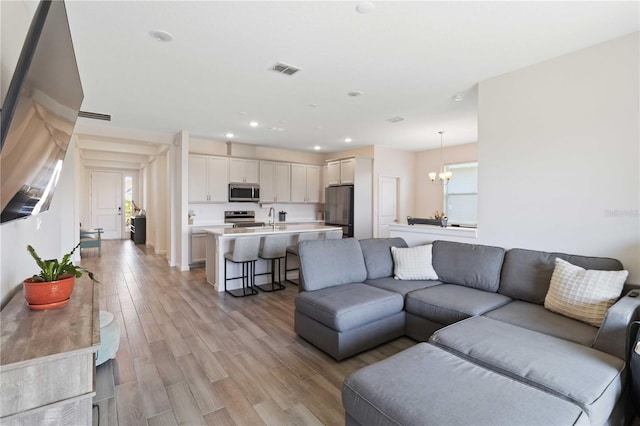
[91,171,122,239]
[378,176,398,238]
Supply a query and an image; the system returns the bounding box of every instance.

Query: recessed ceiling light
[348,91,363,97]
[249,121,259,127]
[226,133,234,138]
[314,145,321,151]
[149,30,173,42]
[238,111,248,115]
[356,1,375,14]
[344,138,352,143]
[309,103,318,108]
[454,93,465,102]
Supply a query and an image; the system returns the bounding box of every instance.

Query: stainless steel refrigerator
[324,185,354,238]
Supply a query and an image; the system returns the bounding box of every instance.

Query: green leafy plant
[26,243,99,283]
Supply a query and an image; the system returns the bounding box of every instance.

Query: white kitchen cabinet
[291,164,321,203]
[320,165,328,204]
[189,155,229,203]
[229,158,259,183]
[260,161,290,203]
[327,158,355,185]
[190,233,206,265]
[327,161,340,185]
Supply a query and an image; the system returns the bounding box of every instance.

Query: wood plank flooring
[87,240,415,426]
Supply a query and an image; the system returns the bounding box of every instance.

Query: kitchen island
[204,224,342,292]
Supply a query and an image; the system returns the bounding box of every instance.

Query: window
[444,162,477,226]
[124,176,133,231]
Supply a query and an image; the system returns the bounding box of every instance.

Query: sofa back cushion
[359,238,408,279]
[431,241,505,292]
[500,248,624,304]
[298,238,367,291]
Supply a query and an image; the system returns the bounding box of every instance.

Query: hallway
[86,240,413,425]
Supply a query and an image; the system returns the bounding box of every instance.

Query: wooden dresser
[0,278,100,425]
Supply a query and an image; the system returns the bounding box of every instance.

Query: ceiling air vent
[270,62,301,76]
[78,111,111,121]
[386,116,405,123]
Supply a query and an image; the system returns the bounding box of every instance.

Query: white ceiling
[65,1,639,153]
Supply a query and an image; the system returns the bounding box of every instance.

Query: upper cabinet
[189,155,229,203]
[291,164,321,203]
[229,158,259,183]
[327,158,355,185]
[260,161,291,203]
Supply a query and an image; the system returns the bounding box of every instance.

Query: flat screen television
[0,0,84,223]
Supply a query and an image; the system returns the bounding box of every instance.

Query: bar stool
[285,232,321,285]
[224,237,260,297]
[256,235,288,292]
[324,230,343,239]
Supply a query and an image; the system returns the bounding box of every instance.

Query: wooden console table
[0,278,100,425]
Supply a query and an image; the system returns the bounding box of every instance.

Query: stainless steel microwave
[228,183,260,202]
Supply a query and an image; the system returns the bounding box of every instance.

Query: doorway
[89,170,139,239]
[378,176,398,238]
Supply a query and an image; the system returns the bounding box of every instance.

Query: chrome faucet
[268,207,275,229]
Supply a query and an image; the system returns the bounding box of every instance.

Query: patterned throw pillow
[391,245,438,280]
[544,258,627,327]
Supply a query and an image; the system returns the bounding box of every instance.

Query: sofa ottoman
[429,316,626,425]
[343,342,587,426]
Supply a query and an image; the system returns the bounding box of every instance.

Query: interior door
[91,171,122,239]
[378,176,398,238]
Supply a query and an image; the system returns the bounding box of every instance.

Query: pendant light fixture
[428,131,452,183]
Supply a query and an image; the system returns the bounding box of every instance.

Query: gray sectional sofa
[294,237,640,425]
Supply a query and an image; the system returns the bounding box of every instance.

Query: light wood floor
[86,240,415,426]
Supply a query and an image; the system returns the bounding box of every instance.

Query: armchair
[80,227,103,256]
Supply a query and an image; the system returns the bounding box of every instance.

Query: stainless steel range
[224,211,265,228]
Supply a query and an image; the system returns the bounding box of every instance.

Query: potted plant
[23,242,98,310]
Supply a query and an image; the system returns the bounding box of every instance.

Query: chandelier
[428,131,452,183]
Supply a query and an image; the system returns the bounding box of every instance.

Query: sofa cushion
[430,317,625,425]
[365,277,441,297]
[431,241,505,292]
[499,248,624,304]
[544,258,627,327]
[359,237,407,279]
[295,283,403,332]
[343,342,587,426]
[484,300,598,346]
[405,284,511,326]
[298,238,367,291]
[391,245,438,280]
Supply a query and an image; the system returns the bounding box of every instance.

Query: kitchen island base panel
[205,225,341,292]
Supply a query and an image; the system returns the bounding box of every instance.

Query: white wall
[478,32,639,282]
[414,143,478,219]
[372,146,417,236]
[0,0,79,308]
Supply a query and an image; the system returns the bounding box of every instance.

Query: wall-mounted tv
[0,0,84,223]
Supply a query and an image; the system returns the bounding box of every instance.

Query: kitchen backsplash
[189,202,322,224]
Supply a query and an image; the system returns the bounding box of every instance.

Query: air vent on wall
[270,62,301,76]
[78,111,111,121]
[386,116,405,123]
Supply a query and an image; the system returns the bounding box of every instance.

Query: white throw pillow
[544,258,627,327]
[391,245,438,280]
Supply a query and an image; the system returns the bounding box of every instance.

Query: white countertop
[389,223,477,239]
[190,219,323,227]
[204,224,340,238]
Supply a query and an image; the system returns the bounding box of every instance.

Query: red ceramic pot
[23,274,75,309]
